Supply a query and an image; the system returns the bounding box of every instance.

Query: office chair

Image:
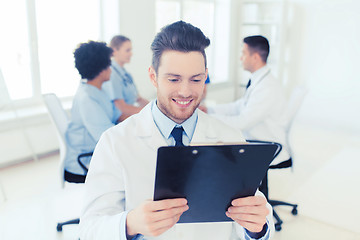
[43,93,92,232]
[251,86,308,231]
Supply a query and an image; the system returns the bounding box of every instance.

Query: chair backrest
[284,86,308,131]
[0,68,11,108]
[281,86,308,157]
[43,93,70,188]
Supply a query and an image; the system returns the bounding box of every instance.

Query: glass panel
[182,1,214,39]
[243,2,282,23]
[0,0,33,100]
[211,0,230,84]
[156,0,181,33]
[183,1,215,82]
[36,0,101,97]
[155,0,229,84]
[243,3,259,23]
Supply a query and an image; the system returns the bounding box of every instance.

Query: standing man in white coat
[201,35,288,165]
[79,22,274,240]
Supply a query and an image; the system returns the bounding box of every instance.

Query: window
[156,0,231,84]
[0,0,33,100]
[36,0,101,97]
[0,0,102,102]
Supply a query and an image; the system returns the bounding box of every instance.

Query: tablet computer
[153,143,280,223]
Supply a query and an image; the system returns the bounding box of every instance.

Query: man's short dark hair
[151,21,210,73]
[110,35,130,49]
[243,35,270,63]
[74,41,113,80]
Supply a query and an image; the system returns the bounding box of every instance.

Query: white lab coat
[208,66,288,164]
[79,103,274,240]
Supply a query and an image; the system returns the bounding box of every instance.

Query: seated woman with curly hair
[64,41,125,181]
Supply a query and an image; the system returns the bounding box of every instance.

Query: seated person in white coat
[79,22,274,240]
[102,35,149,120]
[64,41,125,182]
[201,35,288,164]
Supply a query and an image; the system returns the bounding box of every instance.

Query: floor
[1,122,360,240]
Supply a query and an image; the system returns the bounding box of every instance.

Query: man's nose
[177,81,191,98]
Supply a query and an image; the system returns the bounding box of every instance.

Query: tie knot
[171,126,184,146]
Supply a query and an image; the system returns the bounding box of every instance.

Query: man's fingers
[226,211,266,224]
[147,198,188,211]
[149,205,189,222]
[227,205,269,215]
[228,196,269,234]
[231,196,267,206]
[145,212,184,237]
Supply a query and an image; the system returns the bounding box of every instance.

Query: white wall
[285,0,360,133]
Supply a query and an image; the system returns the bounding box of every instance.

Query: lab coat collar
[133,101,167,151]
[251,65,270,86]
[191,110,219,144]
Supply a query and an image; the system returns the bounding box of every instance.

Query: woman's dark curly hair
[74,41,113,80]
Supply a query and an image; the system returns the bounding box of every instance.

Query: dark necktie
[246,79,252,90]
[171,126,184,146]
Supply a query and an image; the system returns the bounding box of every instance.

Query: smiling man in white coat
[79,22,274,240]
[201,36,287,166]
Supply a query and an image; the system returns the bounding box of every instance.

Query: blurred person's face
[149,50,207,124]
[240,43,256,73]
[112,40,132,66]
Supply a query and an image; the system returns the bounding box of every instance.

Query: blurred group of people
[65,35,149,177]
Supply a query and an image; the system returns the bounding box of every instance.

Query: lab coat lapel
[134,103,167,151]
[191,110,220,144]
[244,67,270,105]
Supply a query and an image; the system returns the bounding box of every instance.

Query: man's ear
[253,52,262,63]
[149,66,158,87]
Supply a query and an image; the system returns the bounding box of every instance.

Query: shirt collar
[151,100,198,142]
[82,81,101,93]
[251,65,270,85]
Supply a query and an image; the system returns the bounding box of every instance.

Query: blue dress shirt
[65,82,121,175]
[151,100,197,146]
[102,60,138,105]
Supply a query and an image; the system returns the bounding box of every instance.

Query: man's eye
[169,79,179,82]
[192,79,201,82]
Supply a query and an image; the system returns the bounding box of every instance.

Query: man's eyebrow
[163,73,206,78]
[163,73,182,77]
[191,73,206,78]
